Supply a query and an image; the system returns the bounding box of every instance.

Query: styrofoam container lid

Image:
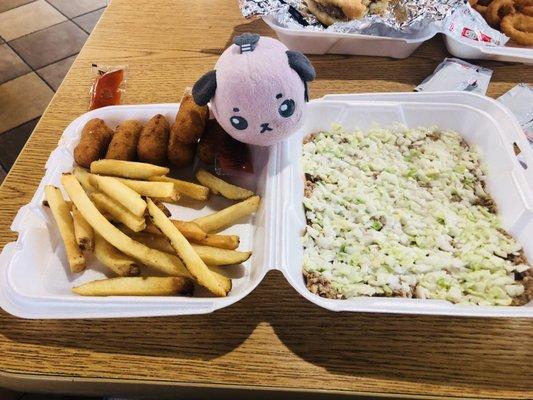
[1,92,532,318]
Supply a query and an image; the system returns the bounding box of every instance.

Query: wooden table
[0,0,532,398]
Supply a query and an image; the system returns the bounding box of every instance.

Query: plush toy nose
[260,123,273,133]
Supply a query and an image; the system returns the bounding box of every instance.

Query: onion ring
[486,0,516,27]
[515,0,533,16]
[501,13,533,45]
[474,3,489,15]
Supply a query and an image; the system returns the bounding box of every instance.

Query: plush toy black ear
[192,70,217,106]
[286,50,315,102]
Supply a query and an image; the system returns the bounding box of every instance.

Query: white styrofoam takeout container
[1,91,532,319]
[444,36,533,65]
[264,15,533,63]
[262,15,433,58]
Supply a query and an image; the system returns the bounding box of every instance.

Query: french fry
[73,276,194,296]
[115,177,176,198]
[90,175,147,217]
[93,233,140,277]
[151,194,181,204]
[192,245,251,266]
[154,200,172,217]
[90,192,146,232]
[196,169,254,200]
[73,167,96,192]
[90,159,169,180]
[191,234,240,250]
[61,174,190,277]
[125,232,175,253]
[146,198,227,296]
[118,227,228,287]
[144,219,207,242]
[44,185,85,273]
[72,205,94,251]
[209,266,232,293]
[128,232,250,266]
[149,176,209,201]
[193,195,260,233]
[43,199,73,210]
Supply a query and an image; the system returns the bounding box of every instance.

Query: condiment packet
[89,64,127,110]
[498,84,533,143]
[415,58,492,95]
[445,5,509,46]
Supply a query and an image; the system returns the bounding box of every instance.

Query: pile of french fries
[44,159,260,297]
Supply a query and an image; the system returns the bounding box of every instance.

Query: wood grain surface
[0,0,532,398]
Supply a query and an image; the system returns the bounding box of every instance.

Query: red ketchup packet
[89,64,127,110]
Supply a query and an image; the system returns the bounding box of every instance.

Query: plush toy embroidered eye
[192,33,316,147]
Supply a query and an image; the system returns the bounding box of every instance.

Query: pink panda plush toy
[192,33,315,147]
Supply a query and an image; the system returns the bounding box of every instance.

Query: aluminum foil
[239,0,508,44]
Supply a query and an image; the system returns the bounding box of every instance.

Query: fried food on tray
[74,118,114,168]
[150,175,209,201]
[469,0,533,45]
[307,0,388,26]
[192,245,251,266]
[72,205,94,251]
[198,119,225,164]
[105,120,142,161]
[90,192,146,232]
[171,89,209,144]
[137,114,170,165]
[144,219,207,242]
[90,159,169,180]
[193,195,260,233]
[516,0,533,16]
[196,169,254,200]
[153,200,172,217]
[167,139,197,168]
[44,185,86,273]
[73,167,96,192]
[114,177,176,198]
[89,174,147,217]
[193,234,240,250]
[61,174,190,277]
[486,0,516,27]
[73,276,194,296]
[166,89,206,168]
[146,198,228,296]
[128,232,251,266]
[502,13,533,44]
[93,233,141,277]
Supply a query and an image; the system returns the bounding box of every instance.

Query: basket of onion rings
[469,0,533,46]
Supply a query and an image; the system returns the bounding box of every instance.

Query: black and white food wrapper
[498,84,533,144]
[240,0,508,46]
[415,58,493,95]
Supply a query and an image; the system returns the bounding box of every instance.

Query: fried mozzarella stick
[74,118,114,168]
[105,120,143,161]
[137,114,170,165]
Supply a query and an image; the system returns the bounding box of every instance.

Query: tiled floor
[0,0,109,183]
